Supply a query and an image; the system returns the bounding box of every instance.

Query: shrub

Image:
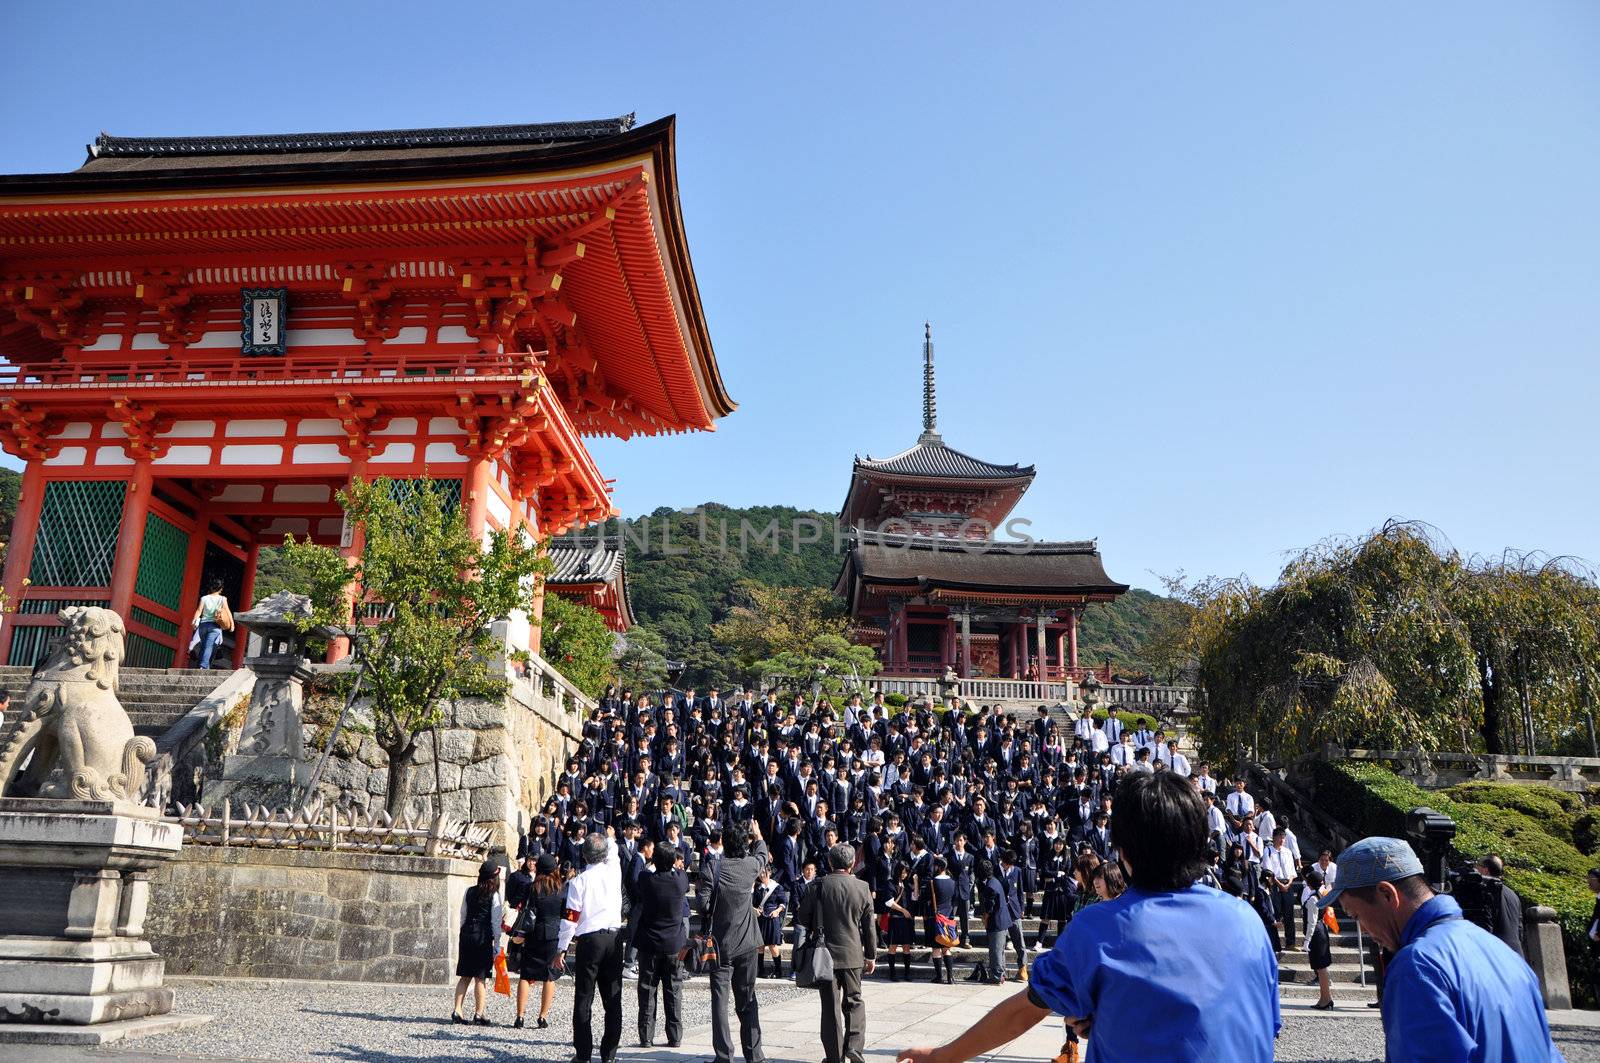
[1306,761,1597,1006]
[883,693,908,709]
[1575,812,1600,857]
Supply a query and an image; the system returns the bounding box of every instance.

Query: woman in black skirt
[452,860,503,1026]
[1037,835,1074,948]
[924,856,958,984]
[884,863,916,980]
[510,854,567,1029]
[1300,867,1335,1009]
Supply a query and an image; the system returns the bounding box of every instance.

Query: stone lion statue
[0,606,156,802]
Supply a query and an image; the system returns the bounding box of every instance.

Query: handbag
[492,950,510,996]
[793,932,834,989]
[934,914,959,949]
[1322,907,1340,935]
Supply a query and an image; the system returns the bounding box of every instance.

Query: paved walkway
[6,974,1600,1063]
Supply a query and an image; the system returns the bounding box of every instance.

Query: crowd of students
[505,685,1323,987]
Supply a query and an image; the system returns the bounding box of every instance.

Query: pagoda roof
[853,436,1035,482]
[833,531,1128,607]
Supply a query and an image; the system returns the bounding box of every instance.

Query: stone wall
[309,662,585,855]
[145,845,477,983]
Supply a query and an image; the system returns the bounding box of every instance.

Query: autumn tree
[284,477,549,816]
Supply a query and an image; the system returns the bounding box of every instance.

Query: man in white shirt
[1312,847,1336,891]
[1203,793,1227,856]
[1253,805,1276,843]
[1102,709,1124,746]
[1261,827,1299,950]
[1159,739,1191,778]
[1224,779,1255,820]
[1192,763,1218,794]
[1110,733,1136,768]
[556,827,624,1063]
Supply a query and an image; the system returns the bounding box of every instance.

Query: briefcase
[793,936,834,989]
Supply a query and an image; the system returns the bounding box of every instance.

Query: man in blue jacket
[1322,836,1564,1063]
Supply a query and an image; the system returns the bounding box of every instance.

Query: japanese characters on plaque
[241,287,288,355]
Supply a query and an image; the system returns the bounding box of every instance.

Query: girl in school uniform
[754,864,788,979]
[451,860,503,1026]
[883,862,916,980]
[509,854,567,1029]
[1300,867,1335,1010]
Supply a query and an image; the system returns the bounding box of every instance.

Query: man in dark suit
[947,834,977,948]
[799,842,878,1063]
[634,846,688,1048]
[697,821,769,1063]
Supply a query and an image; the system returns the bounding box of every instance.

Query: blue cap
[1320,836,1424,909]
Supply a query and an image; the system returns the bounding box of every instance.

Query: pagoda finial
[919,322,940,442]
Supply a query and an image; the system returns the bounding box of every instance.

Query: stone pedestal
[0,798,185,1029]
[1524,904,1573,1010]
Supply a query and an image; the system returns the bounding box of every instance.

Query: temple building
[0,114,731,668]
[545,540,633,632]
[834,327,1126,681]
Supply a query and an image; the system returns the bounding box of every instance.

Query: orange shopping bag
[493,950,510,996]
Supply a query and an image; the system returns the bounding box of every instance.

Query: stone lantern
[205,592,316,805]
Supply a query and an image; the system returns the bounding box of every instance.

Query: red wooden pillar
[107,461,154,620]
[0,460,47,664]
[230,539,259,667]
[464,453,492,543]
[171,512,211,667]
[1067,609,1080,671]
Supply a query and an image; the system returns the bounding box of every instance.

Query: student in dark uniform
[451,860,504,1025]
[883,863,916,981]
[509,855,566,1029]
[755,864,789,979]
[1038,835,1075,948]
[505,851,536,972]
[948,834,976,948]
[925,856,959,984]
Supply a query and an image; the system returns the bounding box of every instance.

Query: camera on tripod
[1445,861,1503,936]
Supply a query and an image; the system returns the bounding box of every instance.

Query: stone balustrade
[1339,747,1600,792]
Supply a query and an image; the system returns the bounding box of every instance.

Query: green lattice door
[29,480,126,588]
[129,511,190,666]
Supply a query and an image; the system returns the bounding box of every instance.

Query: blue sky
[3,3,1597,592]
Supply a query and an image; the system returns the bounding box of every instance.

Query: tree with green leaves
[537,592,614,699]
[614,624,670,692]
[712,581,879,694]
[1181,521,1600,766]
[283,477,549,817]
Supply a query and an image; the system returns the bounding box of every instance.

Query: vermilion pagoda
[835,327,1126,681]
[0,115,731,668]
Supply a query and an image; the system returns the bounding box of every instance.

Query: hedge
[1302,760,1597,1006]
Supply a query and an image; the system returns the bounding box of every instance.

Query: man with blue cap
[1324,836,1564,1063]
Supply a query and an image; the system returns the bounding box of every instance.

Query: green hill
[572,503,1182,688]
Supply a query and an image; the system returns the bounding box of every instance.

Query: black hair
[206,578,225,593]
[652,847,678,872]
[723,827,749,859]
[1110,771,1208,892]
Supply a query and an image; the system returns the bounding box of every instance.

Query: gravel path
[60,976,1600,1063]
[118,976,807,1062]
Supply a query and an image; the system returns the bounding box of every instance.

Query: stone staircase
[0,664,234,740]
[759,906,1378,1004]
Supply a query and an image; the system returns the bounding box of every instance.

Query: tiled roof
[854,438,1034,481]
[837,532,1127,596]
[88,116,636,159]
[546,542,624,584]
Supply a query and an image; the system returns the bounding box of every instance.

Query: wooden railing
[166,798,494,859]
[0,349,537,388]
